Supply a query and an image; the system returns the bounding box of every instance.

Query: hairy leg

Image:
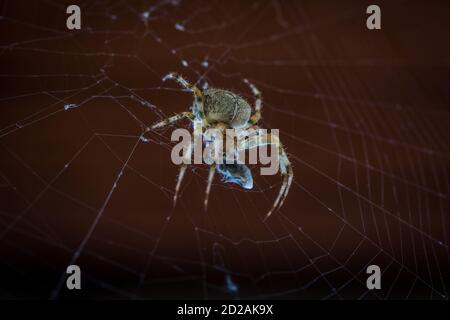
[163,73,205,121]
[173,141,192,205]
[243,78,262,126]
[149,111,194,130]
[241,131,293,220]
[204,164,216,211]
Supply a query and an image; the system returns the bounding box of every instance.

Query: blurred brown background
[0,0,449,299]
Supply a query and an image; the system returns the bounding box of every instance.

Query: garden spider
[148,73,293,219]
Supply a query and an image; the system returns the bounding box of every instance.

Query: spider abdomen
[203,89,251,128]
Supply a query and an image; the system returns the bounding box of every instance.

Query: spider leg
[242,132,293,220]
[278,153,293,209]
[149,111,194,130]
[204,164,216,211]
[173,141,192,205]
[243,78,262,126]
[173,165,187,205]
[265,148,293,221]
[163,73,205,121]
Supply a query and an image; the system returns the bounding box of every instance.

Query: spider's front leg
[204,164,216,211]
[202,124,228,212]
[173,120,203,206]
[173,140,192,205]
[267,148,293,220]
[148,111,194,130]
[163,72,205,121]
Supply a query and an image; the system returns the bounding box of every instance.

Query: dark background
[0,0,449,299]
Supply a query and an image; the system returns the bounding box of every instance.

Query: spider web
[0,0,449,299]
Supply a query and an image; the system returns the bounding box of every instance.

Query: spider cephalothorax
[149,73,293,219]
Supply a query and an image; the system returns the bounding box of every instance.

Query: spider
[149,73,293,219]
